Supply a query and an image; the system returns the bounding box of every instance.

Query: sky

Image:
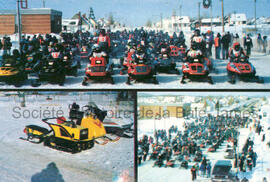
[1,0,270,27]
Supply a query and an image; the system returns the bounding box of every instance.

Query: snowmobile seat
[25,125,50,135]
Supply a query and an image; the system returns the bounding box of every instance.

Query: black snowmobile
[31,52,65,87]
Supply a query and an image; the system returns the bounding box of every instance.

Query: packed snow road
[0,95,134,182]
[0,51,269,89]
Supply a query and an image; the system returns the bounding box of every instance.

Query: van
[211,160,236,182]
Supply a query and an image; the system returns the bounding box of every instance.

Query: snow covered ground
[0,93,134,182]
[137,97,270,182]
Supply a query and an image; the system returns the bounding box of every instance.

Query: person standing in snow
[244,34,253,56]
[257,33,263,52]
[214,33,221,59]
[206,162,211,178]
[262,36,268,54]
[191,165,197,181]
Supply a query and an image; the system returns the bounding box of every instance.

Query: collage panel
[0,0,269,89]
[0,91,135,182]
[137,92,270,182]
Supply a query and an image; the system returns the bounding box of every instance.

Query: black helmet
[100,29,105,35]
[12,49,20,57]
[194,29,200,36]
[191,42,197,50]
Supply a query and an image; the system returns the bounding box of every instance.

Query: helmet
[12,49,20,57]
[92,44,101,52]
[191,42,197,50]
[233,42,240,51]
[194,29,200,36]
[100,29,105,35]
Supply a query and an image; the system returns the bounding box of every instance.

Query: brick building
[0,8,62,35]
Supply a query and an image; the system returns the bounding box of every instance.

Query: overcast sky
[1,0,270,27]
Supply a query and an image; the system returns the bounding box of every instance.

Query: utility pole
[16,0,22,52]
[221,0,224,33]
[210,1,213,31]
[198,2,201,30]
[179,5,182,31]
[160,13,163,29]
[254,0,257,32]
[43,0,45,8]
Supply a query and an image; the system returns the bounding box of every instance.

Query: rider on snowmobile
[97,29,111,53]
[185,42,204,63]
[229,42,247,62]
[191,29,206,54]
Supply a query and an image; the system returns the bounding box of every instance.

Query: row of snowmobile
[20,102,134,153]
[0,50,81,87]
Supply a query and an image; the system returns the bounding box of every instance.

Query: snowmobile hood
[0,67,19,76]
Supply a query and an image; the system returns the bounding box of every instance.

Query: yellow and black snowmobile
[0,56,28,86]
[21,104,120,153]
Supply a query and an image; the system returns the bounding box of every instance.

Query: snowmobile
[227,56,263,84]
[126,52,158,85]
[21,104,120,153]
[102,118,134,137]
[156,53,179,74]
[181,56,213,84]
[69,102,133,138]
[80,45,89,61]
[0,57,28,86]
[120,49,135,75]
[24,53,41,75]
[169,45,182,62]
[178,45,186,61]
[180,160,189,169]
[61,54,79,77]
[31,52,65,87]
[82,56,114,85]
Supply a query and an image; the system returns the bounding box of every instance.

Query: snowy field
[137,98,270,182]
[0,93,134,182]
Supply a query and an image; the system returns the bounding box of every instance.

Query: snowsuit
[206,163,211,178]
[244,36,253,56]
[262,37,268,54]
[191,166,197,181]
[221,34,230,59]
[214,35,221,59]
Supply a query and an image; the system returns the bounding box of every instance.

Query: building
[201,18,222,27]
[229,13,247,26]
[0,8,62,35]
[153,15,191,32]
[139,104,183,119]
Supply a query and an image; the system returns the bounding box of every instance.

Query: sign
[203,0,211,9]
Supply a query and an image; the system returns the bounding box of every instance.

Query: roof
[0,8,62,16]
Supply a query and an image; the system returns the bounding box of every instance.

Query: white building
[62,19,92,33]
[154,16,191,32]
[229,13,247,25]
[201,17,222,27]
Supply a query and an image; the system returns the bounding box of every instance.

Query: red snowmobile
[126,52,158,85]
[82,56,114,85]
[120,50,135,75]
[181,54,213,84]
[227,56,263,84]
[80,46,89,61]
